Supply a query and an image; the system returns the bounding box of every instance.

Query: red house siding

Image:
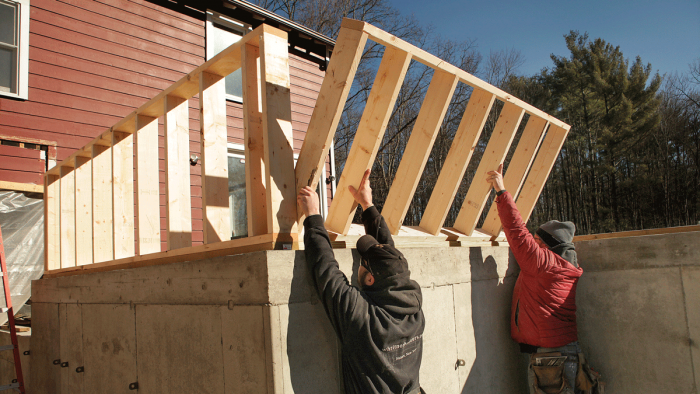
[0,0,329,248]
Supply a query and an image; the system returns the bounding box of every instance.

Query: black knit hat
[356,235,408,282]
[536,220,576,248]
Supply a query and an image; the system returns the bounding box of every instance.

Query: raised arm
[349,169,394,246]
[298,186,360,339]
[486,164,547,273]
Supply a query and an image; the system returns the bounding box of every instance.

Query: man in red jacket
[486,164,583,394]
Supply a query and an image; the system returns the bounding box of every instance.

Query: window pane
[228,156,248,238]
[0,1,17,46]
[210,24,243,99]
[0,46,16,93]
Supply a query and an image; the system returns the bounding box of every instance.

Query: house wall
[0,0,329,247]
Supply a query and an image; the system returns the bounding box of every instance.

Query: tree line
[252,0,699,235]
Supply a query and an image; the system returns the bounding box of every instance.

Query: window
[206,12,251,103]
[227,143,331,239]
[0,0,29,100]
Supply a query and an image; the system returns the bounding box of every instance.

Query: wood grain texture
[453,102,525,235]
[164,96,192,249]
[260,31,298,234]
[242,43,268,236]
[420,89,496,235]
[135,115,161,254]
[111,129,135,259]
[481,116,548,236]
[200,72,231,243]
[59,164,76,268]
[325,46,412,235]
[382,70,459,234]
[44,175,61,270]
[74,156,93,266]
[294,27,368,225]
[515,125,569,224]
[91,144,114,263]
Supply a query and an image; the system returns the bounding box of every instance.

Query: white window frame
[227,142,330,223]
[205,11,251,103]
[0,0,29,100]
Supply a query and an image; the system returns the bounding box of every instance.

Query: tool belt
[529,352,605,394]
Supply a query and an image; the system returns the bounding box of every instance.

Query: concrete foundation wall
[27,230,700,393]
[575,231,700,393]
[29,245,528,394]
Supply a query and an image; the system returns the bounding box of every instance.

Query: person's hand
[297,186,320,217]
[486,163,506,192]
[348,169,373,210]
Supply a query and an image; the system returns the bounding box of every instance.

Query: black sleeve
[361,206,395,246]
[303,214,362,340]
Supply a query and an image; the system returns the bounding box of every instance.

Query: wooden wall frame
[295,18,571,240]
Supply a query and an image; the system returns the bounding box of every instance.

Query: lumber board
[91,144,114,263]
[44,174,61,271]
[340,18,569,131]
[514,125,569,224]
[383,69,459,234]
[59,164,76,268]
[111,130,136,259]
[74,157,94,266]
[200,72,231,243]
[573,226,700,242]
[294,26,368,225]
[481,116,549,236]
[260,30,298,234]
[420,89,496,235]
[0,181,43,194]
[164,96,193,250]
[43,233,297,279]
[453,102,525,236]
[242,43,268,236]
[45,24,286,177]
[325,46,412,235]
[135,115,161,254]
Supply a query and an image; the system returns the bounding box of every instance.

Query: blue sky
[384,0,700,78]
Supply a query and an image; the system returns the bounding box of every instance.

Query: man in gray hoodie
[297,169,425,394]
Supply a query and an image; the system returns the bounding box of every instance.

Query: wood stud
[42,20,571,276]
[325,46,412,235]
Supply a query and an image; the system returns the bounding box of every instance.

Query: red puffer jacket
[496,191,582,348]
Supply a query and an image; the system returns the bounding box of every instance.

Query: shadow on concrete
[462,247,528,394]
[285,250,355,393]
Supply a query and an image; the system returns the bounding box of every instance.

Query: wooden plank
[514,124,569,224]
[382,70,459,234]
[259,31,298,234]
[92,144,114,263]
[341,18,569,130]
[200,72,231,243]
[43,232,297,278]
[325,46,412,235]
[481,117,549,236]
[574,225,700,242]
[420,89,496,235]
[60,164,76,268]
[111,129,135,259]
[135,115,161,254]
[453,102,525,235]
[0,181,43,194]
[44,175,60,271]
[294,26,368,224]
[74,156,94,266]
[241,43,268,236]
[164,96,193,250]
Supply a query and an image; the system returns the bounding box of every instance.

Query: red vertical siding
[0,0,329,249]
